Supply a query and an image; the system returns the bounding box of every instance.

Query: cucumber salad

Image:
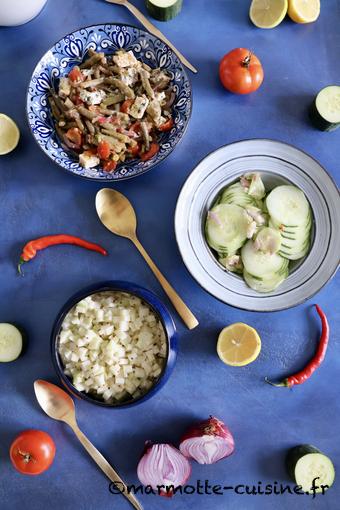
[205,174,312,293]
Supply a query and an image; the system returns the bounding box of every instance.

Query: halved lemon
[250,0,288,29]
[217,323,261,366]
[288,0,320,23]
[0,114,20,155]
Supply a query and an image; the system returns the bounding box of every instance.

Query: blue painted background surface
[0,1,339,509]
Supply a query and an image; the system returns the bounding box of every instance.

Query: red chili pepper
[18,235,107,274]
[265,305,329,388]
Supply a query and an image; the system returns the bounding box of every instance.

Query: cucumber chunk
[0,323,23,362]
[310,86,340,132]
[145,0,183,21]
[241,240,288,278]
[205,204,249,256]
[286,445,335,493]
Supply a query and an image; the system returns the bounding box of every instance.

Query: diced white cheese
[113,50,138,68]
[79,88,106,106]
[79,152,100,169]
[119,67,138,86]
[59,77,71,98]
[129,96,149,119]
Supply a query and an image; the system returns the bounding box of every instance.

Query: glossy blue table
[0,1,339,509]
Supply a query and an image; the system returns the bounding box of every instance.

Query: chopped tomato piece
[69,67,84,83]
[129,143,141,157]
[158,118,174,132]
[102,160,117,172]
[140,143,159,162]
[98,116,108,124]
[65,127,82,148]
[129,122,141,136]
[97,140,111,160]
[73,95,84,106]
[120,99,134,114]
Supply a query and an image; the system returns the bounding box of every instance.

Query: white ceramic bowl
[0,0,47,26]
[175,139,340,312]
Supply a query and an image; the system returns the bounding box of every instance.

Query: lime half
[0,114,20,155]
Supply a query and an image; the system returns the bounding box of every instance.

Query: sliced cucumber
[241,240,288,278]
[244,269,288,293]
[310,86,340,132]
[266,185,310,227]
[205,204,249,256]
[279,243,310,261]
[254,227,281,254]
[0,323,23,362]
[286,445,335,493]
[220,183,260,209]
[145,0,183,21]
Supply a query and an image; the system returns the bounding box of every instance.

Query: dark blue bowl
[51,281,177,408]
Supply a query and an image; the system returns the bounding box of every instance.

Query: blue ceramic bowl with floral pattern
[27,23,192,181]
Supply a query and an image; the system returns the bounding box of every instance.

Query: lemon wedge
[288,0,320,23]
[0,114,20,155]
[250,0,288,28]
[217,323,261,366]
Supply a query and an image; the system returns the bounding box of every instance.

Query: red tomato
[69,67,84,83]
[140,142,159,162]
[219,48,264,95]
[129,142,141,157]
[10,430,56,476]
[120,99,134,114]
[158,118,174,132]
[65,127,82,148]
[102,160,117,172]
[97,140,111,160]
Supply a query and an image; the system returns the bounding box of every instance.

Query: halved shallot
[137,442,191,496]
[179,416,235,465]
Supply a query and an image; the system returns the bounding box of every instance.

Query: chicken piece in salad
[48,49,175,172]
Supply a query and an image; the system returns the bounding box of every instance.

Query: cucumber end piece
[146,0,183,21]
[286,445,335,493]
[0,323,24,362]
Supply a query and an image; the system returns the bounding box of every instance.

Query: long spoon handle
[132,236,199,329]
[70,423,143,510]
[105,0,197,73]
